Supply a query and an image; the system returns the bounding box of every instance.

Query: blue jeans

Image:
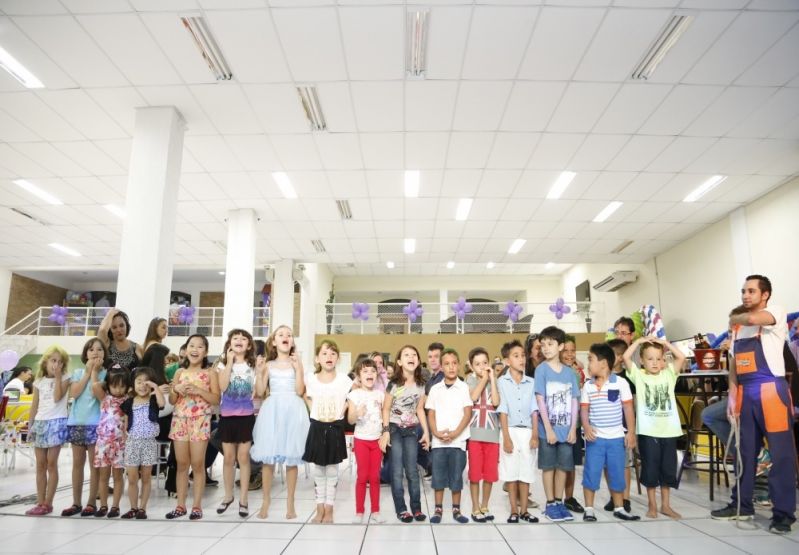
[390,424,422,514]
[701,400,736,456]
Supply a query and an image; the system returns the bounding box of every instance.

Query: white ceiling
[0,0,797,278]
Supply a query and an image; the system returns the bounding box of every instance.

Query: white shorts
[499,427,536,484]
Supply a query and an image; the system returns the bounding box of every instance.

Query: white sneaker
[369,512,385,524]
[352,513,364,524]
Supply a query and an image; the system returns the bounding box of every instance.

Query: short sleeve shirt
[305,372,353,422]
[730,305,788,377]
[496,372,536,428]
[466,374,500,443]
[387,381,425,427]
[425,380,472,450]
[580,374,633,439]
[347,388,384,440]
[534,362,580,442]
[68,367,107,426]
[626,362,681,438]
[34,375,70,420]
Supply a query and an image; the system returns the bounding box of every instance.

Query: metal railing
[320,301,605,335]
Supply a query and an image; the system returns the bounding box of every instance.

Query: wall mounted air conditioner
[593,271,639,292]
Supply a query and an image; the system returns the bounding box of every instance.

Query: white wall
[298,263,334,369]
[0,268,12,332]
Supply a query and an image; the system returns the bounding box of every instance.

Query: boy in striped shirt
[580,343,639,522]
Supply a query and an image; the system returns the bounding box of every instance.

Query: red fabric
[467,439,499,483]
[353,438,382,514]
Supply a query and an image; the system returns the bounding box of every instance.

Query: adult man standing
[711,275,796,534]
[613,317,635,346]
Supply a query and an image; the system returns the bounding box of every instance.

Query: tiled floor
[0,451,797,554]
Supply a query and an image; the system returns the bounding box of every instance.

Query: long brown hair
[220,328,256,367]
[314,340,340,374]
[390,344,424,387]
[143,317,166,348]
[265,325,294,362]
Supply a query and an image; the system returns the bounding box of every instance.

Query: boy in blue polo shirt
[580,343,640,522]
[534,326,580,522]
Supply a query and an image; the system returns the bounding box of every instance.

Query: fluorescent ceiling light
[545,262,555,270]
[486,261,495,269]
[218,271,225,275]
[311,239,326,254]
[0,45,44,88]
[336,199,352,220]
[632,15,693,80]
[446,261,455,269]
[683,175,727,203]
[406,9,429,78]
[272,172,297,199]
[404,170,420,198]
[593,201,623,223]
[404,238,416,254]
[508,238,526,254]
[103,204,125,219]
[546,171,576,200]
[180,15,232,81]
[386,261,395,269]
[49,243,80,257]
[297,86,326,132]
[455,198,473,221]
[612,240,634,254]
[13,179,62,205]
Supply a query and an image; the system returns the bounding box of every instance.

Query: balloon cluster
[48,305,69,326]
[450,296,473,320]
[351,302,370,321]
[178,306,196,325]
[502,301,524,323]
[402,300,424,323]
[549,298,571,321]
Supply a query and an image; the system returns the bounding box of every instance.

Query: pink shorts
[468,439,499,483]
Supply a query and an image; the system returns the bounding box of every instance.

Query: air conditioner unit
[593,271,639,292]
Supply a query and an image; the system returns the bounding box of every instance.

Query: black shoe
[205,474,219,487]
[613,508,640,521]
[769,516,793,534]
[564,497,584,513]
[583,511,597,522]
[603,499,614,512]
[623,499,631,513]
[248,473,262,491]
[710,504,753,521]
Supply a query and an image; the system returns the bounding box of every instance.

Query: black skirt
[302,418,347,466]
[218,415,255,444]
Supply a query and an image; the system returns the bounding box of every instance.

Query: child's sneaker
[452,508,469,524]
[557,503,574,522]
[564,497,584,513]
[613,507,640,521]
[352,513,364,524]
[544,502,564,522]
[369,512,385,524]
[398,511,413,523]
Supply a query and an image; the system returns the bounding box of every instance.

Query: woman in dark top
[142,317,169,385]
[98,308,143,371]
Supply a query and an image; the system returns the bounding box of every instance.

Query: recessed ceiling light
[593,201,623,223]
[683,175,726,203]
[455,198,473,221]
[180,15,232,81]
[297,85,326,132]
[386,261,395,269]
[546,171,576,200]
[545,262,555,269]
[49,243,81,257]
[311,239,326,254]
[632,15,693,81]
[272,172,297,199]
[486,261,495,269]
[336,199,352,220]
[612,239,634,254]
[218,271,225,275]
[0,45,44,88]
[404,170,420,198]
[103,204,125,219]
[446,261,455,269]
[508,238,526,254]
[13,179,63,205]
[406,9,430,78]
[404,238,416,254]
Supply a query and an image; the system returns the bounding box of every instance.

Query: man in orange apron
[711,275,796,534]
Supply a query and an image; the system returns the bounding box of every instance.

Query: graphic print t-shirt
[534,362,579,442]
[387,381,424,427]
[626,362,681,438]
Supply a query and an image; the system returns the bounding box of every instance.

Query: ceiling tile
[606,135,673,172]
[527,133,584,170]
[461,6,538,79]
[190,84,261,135]
[486,133,539,169]
[405,132,448,169]
[593,84,672,135]
[683,87,777,137]
[359,133,403,170]
[351,81,403,132]
[500,82,567,132]
[452,81,513,131]
[639,85,722,136]
[446,132,495,169]
[424,6,472,80]
[243,84,309,134]
[339,6,404,81]
[271,7,347,82]
[405,80,458,131]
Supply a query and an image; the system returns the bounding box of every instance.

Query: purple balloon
[502,301,524,323]
[548,298,572,321]
[450,296,473,318]
[0,349,20,372]
[351,302,369,321]
[402,300,424,322]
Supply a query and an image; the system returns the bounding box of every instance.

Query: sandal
[107,506,120,518]
[189,507,203,520]
[480,507,495,521]
[430,507,443,524]
[80,504,96,517]
[165,506,187,519]
[120,509,138,520]
[452,508,469,524]
[397,511,413,523]
[507,512,519,523]
[520,512,539,523]
[94,506,108,518]
[238,502,249,518]
[216,498,234,515]
[413,511,427,522]
[61,504,82,517]
[136,509,148,520]
[471,511,487,523]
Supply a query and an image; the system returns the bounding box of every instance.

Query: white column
[729,207,752,284]
[116,107,184,338]
[439,288,449,322]
[271,259,295,332]
[0,268,12,330]
[222,209,257,334]
[298,263,333,370]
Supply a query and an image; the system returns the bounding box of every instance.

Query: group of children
[25,321,689,525]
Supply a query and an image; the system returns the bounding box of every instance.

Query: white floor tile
[48,532,149,554]
[364,525,434,541]
[654,537,747,555]
[203,538,292,554]
[224,522,302,539]
[282,540,363,555]
[155,521,240,537]
[360,540,437,555]
[506,539,592,554]
[1,532,85,554]
[435,540,514,555]
[565,521,642,541]
[682,517,773,537]
[495,523,572,540]
[621,519,706,538]
[718,535,799,555]
[432,524,503,541]
[126,535,220,555]
[583,538,669,555]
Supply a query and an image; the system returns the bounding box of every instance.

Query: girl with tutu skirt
[251,325,309,519]
[303,340,353,523]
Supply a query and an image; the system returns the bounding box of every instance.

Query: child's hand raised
[145,380,158,393]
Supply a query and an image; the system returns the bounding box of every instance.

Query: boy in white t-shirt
[425,348,472,524]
